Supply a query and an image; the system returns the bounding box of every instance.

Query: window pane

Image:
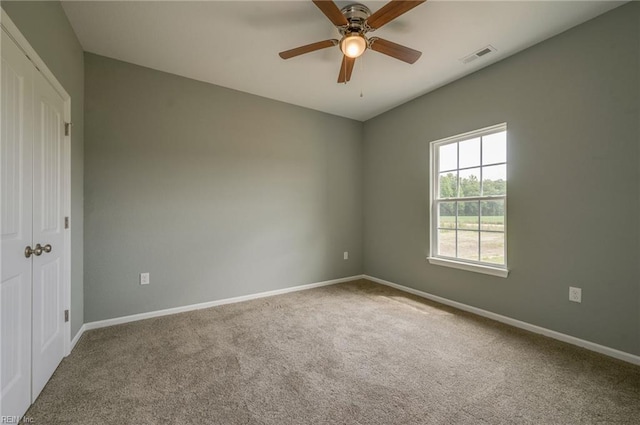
[459,137,480,168]
[457,201,479,230]
[480,231,505,264]
[482,164,506,196]
[482,131,506,165]
[439,143,457,172]
[481,200,505,232]
[438,202,456,229]
[439,172,458,199]
[438,229,456,258]
[459,168,480,197]
[457,230,479,261]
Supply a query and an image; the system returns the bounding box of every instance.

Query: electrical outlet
[344,252,349,260]
[140,273,150,285]
[569,286,581,303]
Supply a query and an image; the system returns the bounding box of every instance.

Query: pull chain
[343,56,347,85]
[359,54,365,98]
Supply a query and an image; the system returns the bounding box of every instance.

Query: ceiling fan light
[340,34,367,58]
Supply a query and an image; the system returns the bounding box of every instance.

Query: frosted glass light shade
[340,34,367,58]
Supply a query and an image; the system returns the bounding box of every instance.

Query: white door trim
[1,11,70,101]
[1,10,72,356]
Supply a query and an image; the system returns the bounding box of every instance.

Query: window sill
[427,257,509,278]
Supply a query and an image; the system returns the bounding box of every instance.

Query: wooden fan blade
[279,39,337,59]
[337,56,355,83]
[367,0,426,30]
[370,37,422,64]
[312,0,348,26]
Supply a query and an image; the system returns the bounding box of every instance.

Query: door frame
[1,10,72,356]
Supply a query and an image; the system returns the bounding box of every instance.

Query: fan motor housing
[340,3,371,34]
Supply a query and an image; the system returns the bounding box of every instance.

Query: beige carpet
[26,279,640,424]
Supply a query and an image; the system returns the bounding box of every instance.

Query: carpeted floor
[26,279,640,424]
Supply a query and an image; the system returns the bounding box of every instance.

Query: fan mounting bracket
[338,3,372,36]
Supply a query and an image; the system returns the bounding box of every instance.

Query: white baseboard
[365,275,640,366]
[81,275,365,334]
[73,273,640,366]
[69,324,86,353]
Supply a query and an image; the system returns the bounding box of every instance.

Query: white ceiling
[62,0,625,121]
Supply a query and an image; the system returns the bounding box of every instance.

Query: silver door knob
[34,243,51,255]
[25,245,43,258]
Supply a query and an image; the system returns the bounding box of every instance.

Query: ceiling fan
[279,0,426,83]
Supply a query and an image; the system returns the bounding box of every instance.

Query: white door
[30,68,66,401]
[1,26,67,419]
[1,28,34,419]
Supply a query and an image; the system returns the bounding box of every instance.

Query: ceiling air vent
[460,45,497,64]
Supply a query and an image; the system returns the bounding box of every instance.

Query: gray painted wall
[6,0,637,358]
[2,1,84,339]
[363,3,640,355]
[84,53,363,322]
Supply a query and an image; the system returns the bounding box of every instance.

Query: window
[429,124,508,277]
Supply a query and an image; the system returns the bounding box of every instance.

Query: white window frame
[428,123,509,278]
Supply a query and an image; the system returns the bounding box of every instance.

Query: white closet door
[30,67,66,401]
[1,29,34,419]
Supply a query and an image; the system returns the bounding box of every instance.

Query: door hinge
[64,310,69,322]
[64,216,70,229]
[64,122,72,136]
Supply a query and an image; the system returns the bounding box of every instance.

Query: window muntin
[430,124,507,269]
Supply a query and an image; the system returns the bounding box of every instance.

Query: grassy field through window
[438,216,504,264]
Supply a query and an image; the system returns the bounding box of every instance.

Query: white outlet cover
[344,252,349,260]
[569,286,581,303]
[140,273,150,285]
